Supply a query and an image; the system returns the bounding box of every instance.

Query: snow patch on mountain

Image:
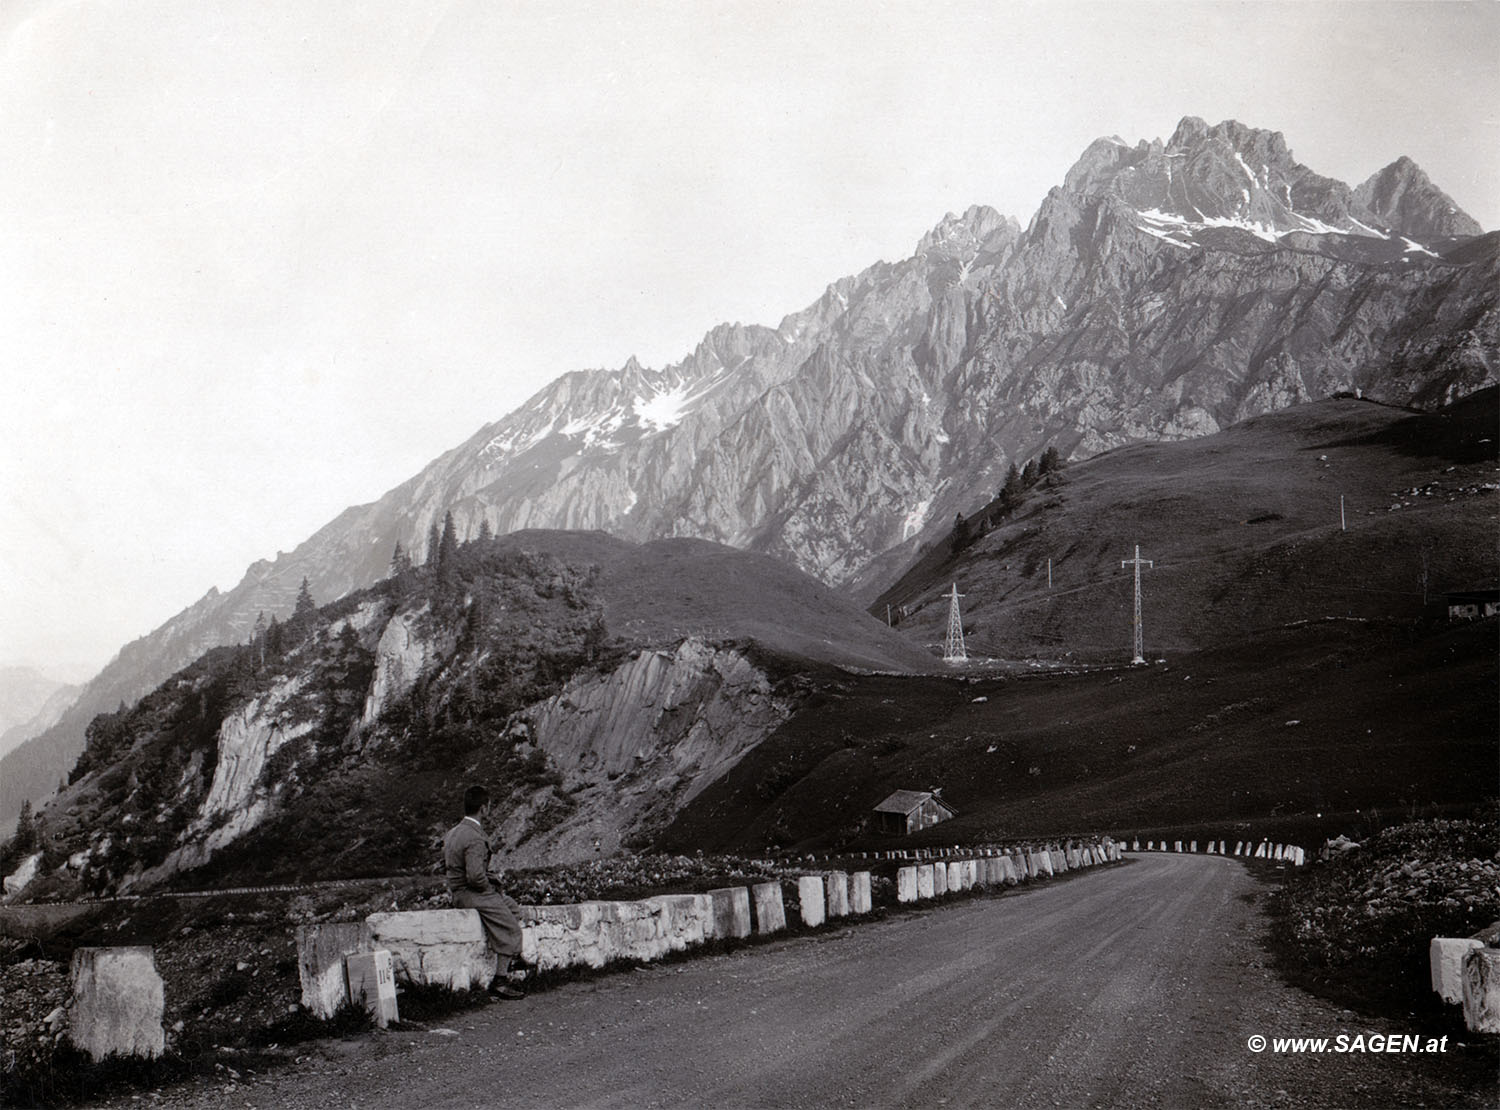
[635,384,694,432]
[902,496,934,540]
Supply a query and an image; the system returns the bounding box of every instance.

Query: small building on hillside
[873,789,956,836]
[1445,588,1500,623]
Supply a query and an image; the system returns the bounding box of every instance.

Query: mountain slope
[875,388,1499,660]
[5,115,1495,830]
[10,533,924,895]
[0,668,74,760]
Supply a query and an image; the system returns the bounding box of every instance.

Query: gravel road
[106,854,1494,1109]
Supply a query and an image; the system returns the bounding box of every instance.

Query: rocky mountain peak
[1356,156,1483,241]
[1055,115,1472,252]
[916,205,1017,259]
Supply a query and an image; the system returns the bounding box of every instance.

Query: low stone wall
[519,894,716,970]
[366,908,497,991]
[291,838,1121,1017]
[1122,838,1306,865]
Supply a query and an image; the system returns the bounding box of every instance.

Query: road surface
[112,854,1491,1109]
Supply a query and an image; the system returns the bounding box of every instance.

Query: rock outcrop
[499,638,791,866]
[125,679,314,889]
[360,606,441,730]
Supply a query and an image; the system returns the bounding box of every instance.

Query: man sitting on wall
[443,784,527,1000]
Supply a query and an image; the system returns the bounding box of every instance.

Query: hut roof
[874,789,955,816]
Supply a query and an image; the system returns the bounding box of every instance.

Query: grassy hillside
[876,389,1498,661]
[509,530,935,673]
[660,616,1496,854]
[661,391,1498,853]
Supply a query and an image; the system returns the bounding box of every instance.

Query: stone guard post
[68,947,165,1063]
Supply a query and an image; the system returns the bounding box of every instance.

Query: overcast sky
[2,0,1497,677]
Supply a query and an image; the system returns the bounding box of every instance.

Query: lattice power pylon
[943,583,967,663]
[1121,544,1153,664]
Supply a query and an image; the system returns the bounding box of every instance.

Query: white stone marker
[68,947,164,1063]
[933,862,948,895]
[346,949,399,1028]
[709,886,753,939]
[296,922,373,1019]
[896,866,918,904]
[752,881,787,934]
[825,871,851,918]
[1431,938,1484,1004]
[1190,840,1197,853]
[946,862,961,892]
[1462,948,1500,1033]
[798,875,826,927]
[851,871,873,914]
[917,864,935,899]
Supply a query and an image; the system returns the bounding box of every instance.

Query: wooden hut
[873,789,956,836]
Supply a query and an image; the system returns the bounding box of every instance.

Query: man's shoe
[488,980,525,1001]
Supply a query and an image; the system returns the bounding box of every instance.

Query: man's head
[463,784,490,816]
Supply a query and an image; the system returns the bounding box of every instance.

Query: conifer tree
[477,518,494,544]
[294,577,316,618]
[426,521,442,566]
[435,513,456,564]
[437,512,460,580]
[949,512,972,554]
[252,611,268,669]
[390,541,412,577]
[13,798,35,854]
[999,463,1025,510]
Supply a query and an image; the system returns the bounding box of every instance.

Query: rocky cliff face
[499,638,791,867]
[127,680,315,889]
[6,116,1495,824]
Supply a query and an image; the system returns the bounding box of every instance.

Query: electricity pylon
[943,583,967,663]
[1121,545,1153,664]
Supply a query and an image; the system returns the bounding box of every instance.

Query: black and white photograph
[2,1,1497,1106]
